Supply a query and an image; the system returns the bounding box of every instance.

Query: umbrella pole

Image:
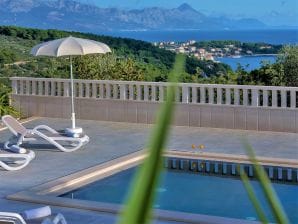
[66,56,82,137]
[70,56,76,129]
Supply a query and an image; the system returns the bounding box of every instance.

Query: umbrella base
[65,127,83,138]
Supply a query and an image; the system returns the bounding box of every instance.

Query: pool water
[61,167,298,223]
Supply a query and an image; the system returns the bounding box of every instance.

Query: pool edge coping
[166,150,298,168]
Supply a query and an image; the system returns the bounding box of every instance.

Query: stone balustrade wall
[10,77,298,133]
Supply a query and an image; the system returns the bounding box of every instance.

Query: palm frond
[242,139,289,224]
[239,167,269,223]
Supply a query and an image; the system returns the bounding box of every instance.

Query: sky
[80,0,298,26]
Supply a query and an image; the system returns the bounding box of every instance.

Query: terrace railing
[10,77,298,109]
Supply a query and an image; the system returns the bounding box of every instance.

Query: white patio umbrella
[31,36,111,136]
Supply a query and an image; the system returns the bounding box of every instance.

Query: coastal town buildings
[154,40,275,62]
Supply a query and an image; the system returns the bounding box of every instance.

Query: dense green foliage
[0,48,17,64]
[193,40,282,54]
[241,42,281,54]
[186,56,230,76]
[75,54,145,81]
[0,26,231,83]
[0,83,20,117]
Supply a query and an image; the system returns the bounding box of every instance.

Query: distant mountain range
[0,0,275,32]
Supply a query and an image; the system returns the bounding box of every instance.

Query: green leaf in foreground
[118,54,186,224]
[239,167,269,223]
[242,139,289,224]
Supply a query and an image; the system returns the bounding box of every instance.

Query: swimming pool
[61,166,298,223]
[7,150,298,223]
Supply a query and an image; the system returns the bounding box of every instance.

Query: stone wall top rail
[10,77,298,109]
[9,77,298,90]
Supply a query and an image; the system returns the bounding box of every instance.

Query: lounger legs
[34,130,87,152]
[41,213,67,224]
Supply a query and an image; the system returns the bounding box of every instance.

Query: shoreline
[245,54,277,56]
[217,54,277,59]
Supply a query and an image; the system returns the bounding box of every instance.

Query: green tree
[278,45,298,86]
[75,53,144,81]
[111,58,144,81]
[250,62,285,86]
[0,48,17,65]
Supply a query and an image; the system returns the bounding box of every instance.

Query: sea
[100,29,298,45]
[99,29,297,71]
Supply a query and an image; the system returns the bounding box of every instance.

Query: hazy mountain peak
[177,3,196,12]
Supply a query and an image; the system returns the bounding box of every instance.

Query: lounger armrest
[33,125,58,134]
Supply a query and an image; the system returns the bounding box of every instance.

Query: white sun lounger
[2,115,89,153]
[0,206,67,224]
[0,150,35,171]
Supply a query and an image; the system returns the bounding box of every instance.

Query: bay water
[216,55,276,71]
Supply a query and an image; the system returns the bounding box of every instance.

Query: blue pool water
[62,168,298,223]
